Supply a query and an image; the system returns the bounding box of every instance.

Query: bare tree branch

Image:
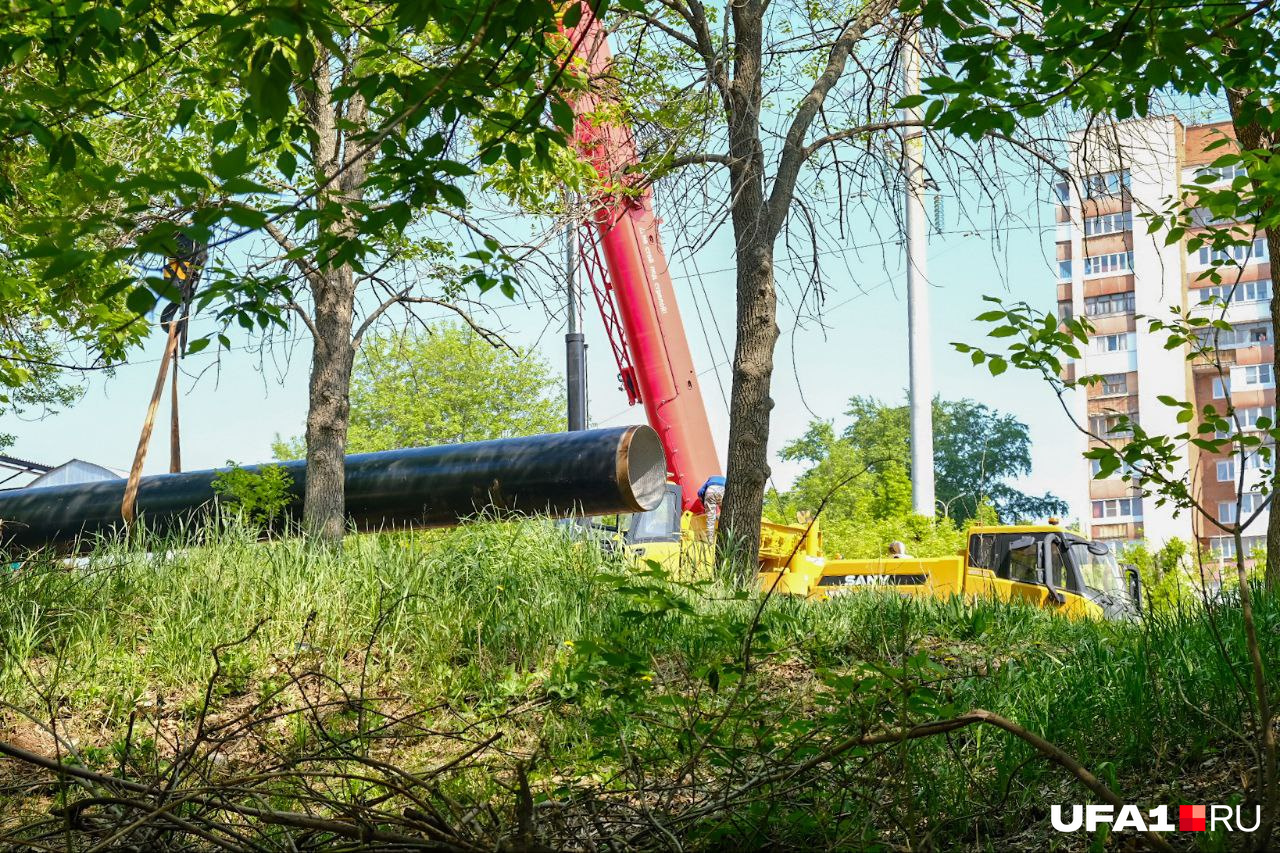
[765,0,896,238]
[351,286,510,352]
[801,118,924,160]
[285,302,318,338]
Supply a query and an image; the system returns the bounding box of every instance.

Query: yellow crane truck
[609,488,1141,621]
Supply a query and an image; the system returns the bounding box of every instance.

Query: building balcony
[1192,348,1238,373]
[1188,298,1271,325]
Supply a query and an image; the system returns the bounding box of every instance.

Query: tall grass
[1,520,1272,849]
[0,520,620,715]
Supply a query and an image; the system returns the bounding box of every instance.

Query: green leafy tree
[778,397,1065,529]
[961,296,1277,848]
[919,5,1280,836]
[0,0,578,543]
[561,0,921,577]
[273,325,563,459]
[916,0,1280,589]
[546,1,1060,581]
[0,79,156,410]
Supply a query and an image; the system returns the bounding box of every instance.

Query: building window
[1092,497,1142,519]
[1194,163,1249,184]
[1219,491,1266,524]
[1058,301,1073,323]
[1212,450,1271,481]
[1058,259,1073,280]
[1244,446,1272,471]
[1197,238,1268,268]
[1083,210,1133,236]
[1241,364,1274,388]
[1085,291,1135,316]
[1100,373,1128,396]
[1084,170,1131,199]
[1054,180,1070,204]
[1197,322,1272,350]
[1089,411,1135,436]
[1243,407,1275,429]
[1211,535,1266,560]
[1244,491,1265,514]
[1218,407,1276,438]
[1083,251,1135,277]
[1092,332,1136,353]
[1213,376,1230,399]
[1092,458,1141,480]
[1191,207,1233,227]
[1195,280,1271,306]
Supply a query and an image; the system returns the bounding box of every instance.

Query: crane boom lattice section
[578,222,642,406]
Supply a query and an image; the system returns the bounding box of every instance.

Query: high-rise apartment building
[1057,117,1272,559]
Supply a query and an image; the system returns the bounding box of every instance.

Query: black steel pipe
[0,425,667,552]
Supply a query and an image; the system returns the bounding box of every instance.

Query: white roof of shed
[27,459,123,489]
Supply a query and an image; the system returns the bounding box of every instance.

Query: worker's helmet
[889,540,907,556]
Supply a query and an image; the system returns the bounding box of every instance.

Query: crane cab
[614,483,714,576]
[963,525,1141,620]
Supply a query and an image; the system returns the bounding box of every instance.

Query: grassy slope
[0,521,1273,850]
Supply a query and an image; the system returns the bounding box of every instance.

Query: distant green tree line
[769,396,1066,558]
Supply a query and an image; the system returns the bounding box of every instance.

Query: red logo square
[1180,804,1206,831]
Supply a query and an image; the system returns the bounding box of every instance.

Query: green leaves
[125,286,157,316]
[917,0,1280,181]
[0,0,574,402]
[276,149,297,180]
[211,144,251,182]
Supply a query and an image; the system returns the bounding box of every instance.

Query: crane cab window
[626,484,682,543]
[1048,543,1075,591]
[972,531,1080,592]
[968,533,1007,572]
[1007,542,1039,584]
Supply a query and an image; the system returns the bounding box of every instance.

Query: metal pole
[565,218,588,431]
[903,25,936,518]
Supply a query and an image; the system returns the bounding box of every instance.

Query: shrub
[210,461,295,526]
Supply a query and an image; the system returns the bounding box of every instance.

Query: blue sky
[6,170,1083,521]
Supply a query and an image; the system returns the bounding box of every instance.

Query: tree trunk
[1223,87,1278,851]
[303,270,356,543]
[1226,90,1280,593]
[715,0,775,583]
[294,41,367,546]
[720,247,779,580]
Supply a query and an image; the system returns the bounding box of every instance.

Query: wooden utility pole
[121,323,181,524]
[170,346,181,473]
[122,236,204,523]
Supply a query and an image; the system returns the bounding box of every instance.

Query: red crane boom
[565,8,721,513]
